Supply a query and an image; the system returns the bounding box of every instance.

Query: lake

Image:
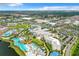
[0,40,19,56]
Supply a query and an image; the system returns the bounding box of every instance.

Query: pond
[0,41,19,56]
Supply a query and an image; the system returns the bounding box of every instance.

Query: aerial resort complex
[0,3,79,56]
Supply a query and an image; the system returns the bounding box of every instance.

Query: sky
[0,3,79,11]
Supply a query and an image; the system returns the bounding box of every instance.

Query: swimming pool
[50,51,60,56]
[2,30,13,36]
[12,38,29,51]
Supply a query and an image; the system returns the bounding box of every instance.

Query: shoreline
[0,38,26,56]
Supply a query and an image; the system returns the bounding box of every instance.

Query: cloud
[7,3,23,7]
[28,6,79,10]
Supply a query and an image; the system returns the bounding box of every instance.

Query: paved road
[63,36,72,44]
[65,36,77,56]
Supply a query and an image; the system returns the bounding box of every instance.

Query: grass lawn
[70,37,79,56]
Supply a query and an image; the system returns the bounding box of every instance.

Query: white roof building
[29,25,61,50]
[44,36,61,50]
[73,20,79,25]
[22,17,32,20]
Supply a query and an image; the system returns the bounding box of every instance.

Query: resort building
[29,25,61,50]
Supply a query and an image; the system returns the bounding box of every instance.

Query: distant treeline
[0,11,79,16]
